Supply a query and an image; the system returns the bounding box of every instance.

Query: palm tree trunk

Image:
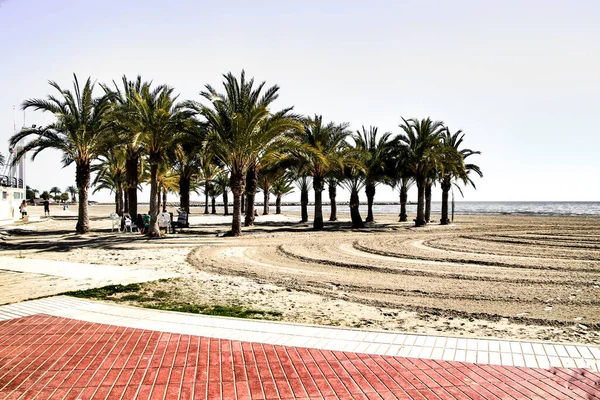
[399,182,408,222]
[125,153,138,218]
[440,181,451,225]
[365,183,376,223]
[114,191,120,215]
[123,186,128,216]
[328,180,337,221]
[157,184,162,213]
[148,154,161,237]
[313,175,324,230]
[276,195,282,214]
[204,182,209,214]
[211,196,216,214]
[300,186,309,223]
[230,169,245,236]
[241,193,245,213]
[245,168,257,226]
[349,188,364,229]
[75,162,91,234]
[263,190,270,215]
[162,189,167,213]
[179,175,190,214]
[425,182,432,223]
[415,178,426,227]
[223,190,229,215]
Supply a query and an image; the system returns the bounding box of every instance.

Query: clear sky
[1,0,598,203]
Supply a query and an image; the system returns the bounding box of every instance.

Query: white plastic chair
[109,213,121,232]
[123,215,138,233]
[158,212,171,232]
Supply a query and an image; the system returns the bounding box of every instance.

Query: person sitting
[135,214,145,233]
[171,209,188,233]
[143,214,151,232]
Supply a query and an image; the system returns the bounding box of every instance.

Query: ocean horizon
[113,201,600,216]
[273,201,600,216]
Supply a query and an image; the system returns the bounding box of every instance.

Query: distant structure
[0,109,27,225]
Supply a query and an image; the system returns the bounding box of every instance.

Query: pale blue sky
[1,0,598,202]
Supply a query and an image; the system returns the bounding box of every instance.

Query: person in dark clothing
[42,200,50,216]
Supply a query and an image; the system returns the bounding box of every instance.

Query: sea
[278,202,600,216]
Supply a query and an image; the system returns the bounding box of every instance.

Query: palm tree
[49,186,62,199]
[290,164,312,223]
[9,75,114,233]
[195,71,301,236]
[271,174,294,214]
[341,164,366,229]
[257,163,287,215]
[65,185,78,203]
[199,153,220,215]
[212,171,230,215]
[326,176,341,221]
[439,128,482,224]
[293,116,351,230]
[92,149,126,215]
[354,126,393,223]
[102,76,152,219]
[0,152,4,166]
[172,138,203,216]
[131,85,195,236]
[146,159,179,214]
[397,118,445,227]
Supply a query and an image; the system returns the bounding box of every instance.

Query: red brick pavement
[0,315,598,399]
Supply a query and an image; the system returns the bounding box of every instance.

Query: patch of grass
[144,303,282,320]
[64,283,142,299]
[62,281,282,321]
[120,294,155,302]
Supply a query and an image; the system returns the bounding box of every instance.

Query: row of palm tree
[9,71,481,236]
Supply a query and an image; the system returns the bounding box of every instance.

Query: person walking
[19,200,28,219]
[43,199,50,216]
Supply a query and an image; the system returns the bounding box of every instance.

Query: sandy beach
[1,204,599,345]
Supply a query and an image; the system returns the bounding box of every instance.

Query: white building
[0,145,26,225]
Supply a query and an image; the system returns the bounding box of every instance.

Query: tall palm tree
[195,71,301,236]
[65,185,78,203]
[354,126,393,223]
[9,75,114,233]
[92,149,126,215]
[293,115,351,230]
[271,174,294,214]
[439,128,482,224]
[397,118,445,227]
[102,75,151,219]
[131,85,195,236]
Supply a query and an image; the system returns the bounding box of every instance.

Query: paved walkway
[1,313,599,399]
[0,297,599,399]
[0,257,178,304]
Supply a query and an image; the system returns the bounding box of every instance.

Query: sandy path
[1,205,599,344]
